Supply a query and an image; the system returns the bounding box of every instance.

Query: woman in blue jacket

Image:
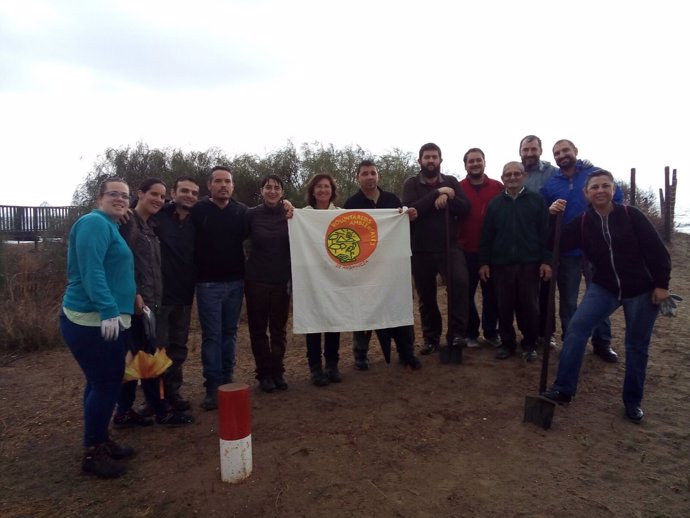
[60,177,136,478]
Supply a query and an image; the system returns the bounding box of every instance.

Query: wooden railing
[0,205,88,241]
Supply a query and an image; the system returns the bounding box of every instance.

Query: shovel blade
[523,395,556,430]
[439,344,462,365]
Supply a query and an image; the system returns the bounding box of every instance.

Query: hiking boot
[325,362,343,383]
[103,438,135,460]
[419,342,438,355]
[167,392,191,412]
[156,410,195,426]
[258,376,276,393]
[82,444,126,479]
[273,374,288,391]
[112,409,154,429]
[310,365,330,387]
[201,392,218,411]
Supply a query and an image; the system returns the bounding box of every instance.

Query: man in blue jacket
[540,139,623,362]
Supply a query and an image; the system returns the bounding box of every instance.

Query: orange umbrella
[123,348,172,382]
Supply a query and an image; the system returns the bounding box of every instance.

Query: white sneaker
[467,338,481,348]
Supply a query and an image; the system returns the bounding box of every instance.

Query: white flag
[288,209,414,334]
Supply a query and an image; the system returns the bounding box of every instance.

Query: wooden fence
[0,205,87,241]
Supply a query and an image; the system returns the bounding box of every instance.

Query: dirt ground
[1,234,689,518]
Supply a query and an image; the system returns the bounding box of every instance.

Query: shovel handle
[539,212,563,393]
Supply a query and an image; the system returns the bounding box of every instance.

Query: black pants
[245,280,290,378]
[411,249,468,345]
[352,326,415,362]
[464,251,499,340]
[492,263,540,350]
[306,333,340,367]
[156,304,192,395]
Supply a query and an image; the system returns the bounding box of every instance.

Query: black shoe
[541,387,573,403]
[112,409,154,428]
[156,410,195,426]
[137,401,155,418]
[310,366,330,387]
[167,392,191,411]
[625,405,644,423]
[420,343,439,355]
[103,438,135,460]
[258,376,276,393]
[201,392,218,411]
[354,357,369,371]
[403,356,423,370]
[495,346,515,360]
[325,362,343,383]
[451,336,467,348]
[273,374,288,390]
[593,345,619,363]
[82,444,126,479]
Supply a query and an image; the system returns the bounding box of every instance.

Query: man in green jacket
[479,161,552,361]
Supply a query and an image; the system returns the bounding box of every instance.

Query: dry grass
[0,241,66,352]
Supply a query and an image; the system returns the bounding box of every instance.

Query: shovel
[440,204,462,364]
[523,212,563,429]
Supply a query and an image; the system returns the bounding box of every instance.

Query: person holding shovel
[479,161,552,361]
[542,170,672,423]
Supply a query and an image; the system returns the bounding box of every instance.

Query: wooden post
[630,168,636,206]
[663,166,672,243]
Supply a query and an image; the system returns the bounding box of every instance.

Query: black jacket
[344,188,402,210]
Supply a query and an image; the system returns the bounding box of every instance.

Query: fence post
[629,168,636,206]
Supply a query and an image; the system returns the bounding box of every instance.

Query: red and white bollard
[217,383,252,483]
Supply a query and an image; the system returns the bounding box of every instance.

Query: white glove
[101,317,121,341]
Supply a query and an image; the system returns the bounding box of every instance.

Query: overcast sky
[0,0,687,207]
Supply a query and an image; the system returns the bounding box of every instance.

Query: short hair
[585,169,614,189]
[98,176,127,197]
[305,173,337,208]
[209,165,232,182]
[463,148,485,164]
[553,139,576,150]
[418,142,442,160]
[519,135,542,152]
[502,161,525,174]
[173,176,199,191]
[357,159,377,175]
[261,174,284,189]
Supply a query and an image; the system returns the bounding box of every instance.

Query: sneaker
[466,338,481,349]
[258,376,276,393]
[103,438,135,460]
[82,444,126,479]
[156,411,195,426]
[112,409,154,429]
[482,335,502,348]
[451,336,467,348]
[625,404,644,423]
[201,393,218,411]
[495,346,515,360]
[273,374,288,391]
[540,387,572,403]
[523,349,538,362]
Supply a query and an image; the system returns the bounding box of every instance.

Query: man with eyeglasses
[540,139,623,363]
[479,161,551,361]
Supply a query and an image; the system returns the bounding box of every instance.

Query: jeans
[306,333,340,367]
[464,252,499,340]
[245,280,290,378]
[558,254,611,345]
[156,304,193,395]
[60,312,129,447]
[411,249,469,345]
[553,283,659,405]
[196,280,244,392]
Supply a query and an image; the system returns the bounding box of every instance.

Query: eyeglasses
[104,191,130,200]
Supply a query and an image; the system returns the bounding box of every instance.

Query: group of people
[60,136,672,480]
